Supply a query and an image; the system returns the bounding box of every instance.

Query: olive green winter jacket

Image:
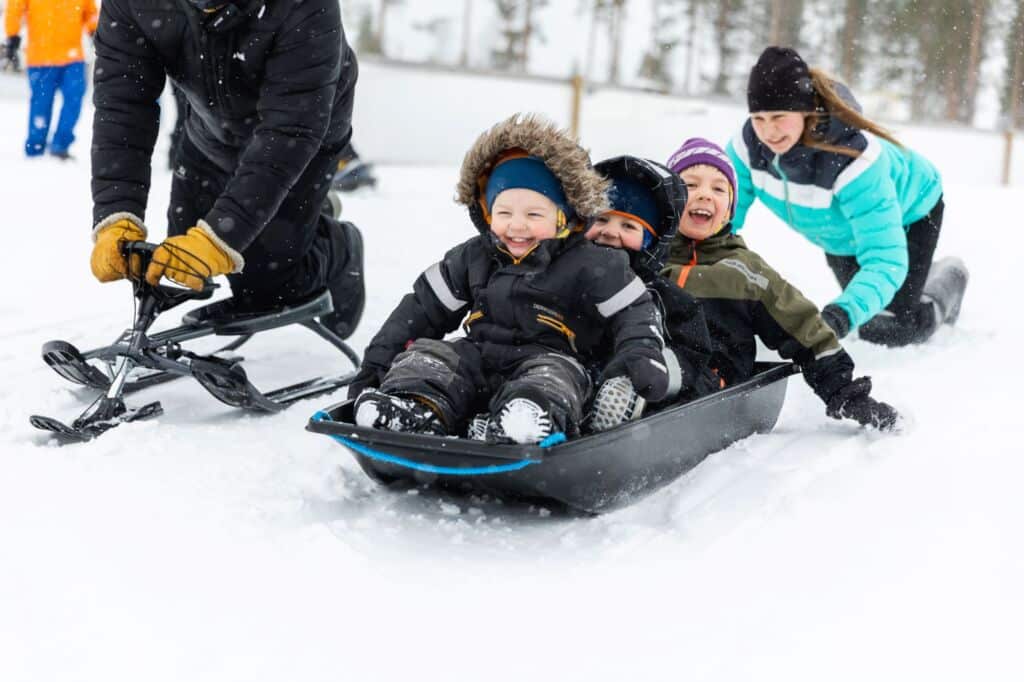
[662,231,854,404]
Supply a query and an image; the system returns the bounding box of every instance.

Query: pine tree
[491,0,527,71]
[637,0,684,90]
[355,9,383,56]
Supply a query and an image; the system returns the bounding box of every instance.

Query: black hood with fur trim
[593,156,688,282]
[456,114,610,235]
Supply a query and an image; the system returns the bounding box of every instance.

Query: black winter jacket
[91,0,357,252]
[645,277,719,400]
[362,233,664,379]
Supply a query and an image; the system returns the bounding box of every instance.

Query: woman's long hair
[800,68,903,158]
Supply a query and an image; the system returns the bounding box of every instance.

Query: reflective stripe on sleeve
[596,276,646,318]
[662,347,683,401]
[424,262,467,312]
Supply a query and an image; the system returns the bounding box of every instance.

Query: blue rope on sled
[312,411,545,476]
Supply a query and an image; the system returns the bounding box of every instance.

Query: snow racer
[30,241,360,443]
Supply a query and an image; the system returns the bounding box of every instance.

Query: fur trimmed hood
[456,114,609,232]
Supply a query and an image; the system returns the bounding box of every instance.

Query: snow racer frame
[308,362,798,513]
[31,241,360,443]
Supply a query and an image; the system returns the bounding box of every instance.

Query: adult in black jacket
[350,115,669,444]
[88,0,364,338]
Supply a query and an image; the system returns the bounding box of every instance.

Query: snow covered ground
[1,72,1023,681]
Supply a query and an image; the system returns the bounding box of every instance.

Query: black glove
[346,364,384,400]
[2,36,21,72]
[820,303,851,339]
[603,348,670,403]
[826,376,900,431]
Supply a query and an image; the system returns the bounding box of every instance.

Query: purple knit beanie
[666,137,738,220]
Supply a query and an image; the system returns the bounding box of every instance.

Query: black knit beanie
[747,46,816,113]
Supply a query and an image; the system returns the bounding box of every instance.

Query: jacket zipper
[772,155,798,229]
[462,310,484,334]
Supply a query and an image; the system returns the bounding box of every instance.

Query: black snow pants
[825,196,944,347]
[168,134,352,310]
[378,338,593,436]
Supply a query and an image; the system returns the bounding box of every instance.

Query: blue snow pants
[25,61,86,157]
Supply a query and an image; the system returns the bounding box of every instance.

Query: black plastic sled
[308,362,799,514]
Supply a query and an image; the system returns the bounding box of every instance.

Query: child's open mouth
[504,236,536,253]
[688,208,714,226]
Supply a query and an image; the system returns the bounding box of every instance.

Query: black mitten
[603,348,669,403]
[826,376,900,431]
[821,303,851,339]
[346,364,384,400]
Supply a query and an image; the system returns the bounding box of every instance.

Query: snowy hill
[1,70,1022,681]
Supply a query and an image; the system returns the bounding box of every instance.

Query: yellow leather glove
[90,218,146,283]
[145,225,240,291]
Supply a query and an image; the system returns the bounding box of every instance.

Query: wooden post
[570,74,584,139]
[1005,10,1024,186]
[460,0,472,68]
[1004,130,1014,187]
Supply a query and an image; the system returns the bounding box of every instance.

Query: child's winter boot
[487,398,553,445]
[354,389,447,436]
[588,375,646,432]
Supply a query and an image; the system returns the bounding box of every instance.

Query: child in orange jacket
[4,0,98,158]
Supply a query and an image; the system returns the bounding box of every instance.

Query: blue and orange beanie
[485,153,571,219]
[605,175,661,249]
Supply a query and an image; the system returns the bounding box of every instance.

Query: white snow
[1,69,1023,682]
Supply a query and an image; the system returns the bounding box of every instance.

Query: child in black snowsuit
[348,115,670,444]
[662,137,900,430]
[584,156,720,431]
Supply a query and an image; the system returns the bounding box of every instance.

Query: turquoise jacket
[726,115,942,329]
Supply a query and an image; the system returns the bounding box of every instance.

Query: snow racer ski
[31,241,360,443]
[308,362,798,514]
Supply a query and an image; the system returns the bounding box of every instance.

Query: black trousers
[379,338,593,435]
[825,197,943,347]
[168,134,348,309]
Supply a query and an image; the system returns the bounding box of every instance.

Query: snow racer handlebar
[120,240,218,312]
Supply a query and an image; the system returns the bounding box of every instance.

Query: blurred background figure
[332,142,379,192]
[3,0,97,159]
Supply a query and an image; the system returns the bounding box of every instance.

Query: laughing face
[585,213,646,252]
[489,188,560,258]
[678,164,732,241]
[750,111,807,155]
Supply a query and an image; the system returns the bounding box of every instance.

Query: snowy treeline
[342,0,1024,129]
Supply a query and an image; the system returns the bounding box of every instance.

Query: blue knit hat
[485,155,570,217]
[606,175,660,248]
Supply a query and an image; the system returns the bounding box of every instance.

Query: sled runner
[31,241,361,443]
[307,362,798,513]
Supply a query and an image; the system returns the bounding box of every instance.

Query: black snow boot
[922,256,969,326]
[353,389,447,436]
[320,220,365,340]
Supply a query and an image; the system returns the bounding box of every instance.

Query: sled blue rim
[311,410,539,475]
